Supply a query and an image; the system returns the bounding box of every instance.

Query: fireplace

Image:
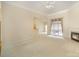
[71,32,79,42]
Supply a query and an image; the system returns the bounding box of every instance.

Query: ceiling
[3,1,78,15]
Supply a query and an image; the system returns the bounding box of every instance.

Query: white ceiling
[3,1,78,15]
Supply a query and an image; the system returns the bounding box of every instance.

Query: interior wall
[68,3,79,37]
[48,2,79,39]
[1,3,48,56]
[0,2,2,56]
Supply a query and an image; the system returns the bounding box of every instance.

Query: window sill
[39,32,64,39]
[47,35,64,39]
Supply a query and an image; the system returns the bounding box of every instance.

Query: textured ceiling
[3,1,78,15]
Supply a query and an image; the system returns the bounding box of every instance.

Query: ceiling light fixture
[46,5,54,9]
[45,1,55,9]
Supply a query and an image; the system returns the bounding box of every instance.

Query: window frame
[50,18,63,37]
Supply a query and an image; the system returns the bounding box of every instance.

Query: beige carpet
[11,35,79,57]
[1,34,79,56]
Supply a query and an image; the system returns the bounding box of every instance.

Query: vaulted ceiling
[3,1,78,15]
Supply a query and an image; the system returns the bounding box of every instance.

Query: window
[39,23,47,34]
[50,18,63,37]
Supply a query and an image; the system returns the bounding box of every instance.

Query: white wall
[68,3,79,33]
[1,3,48,56]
